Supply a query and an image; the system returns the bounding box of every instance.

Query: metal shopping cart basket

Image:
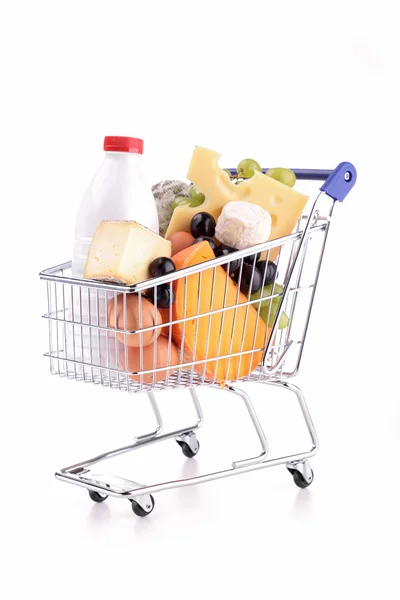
[40,162,356,516]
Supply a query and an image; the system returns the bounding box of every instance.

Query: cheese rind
[165,146,309,261]
[84,221,171,285]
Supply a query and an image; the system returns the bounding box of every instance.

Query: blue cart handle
[320,162,357,202]
[279,163,357,200]
[227,168,333,180]
[227,164,357,201]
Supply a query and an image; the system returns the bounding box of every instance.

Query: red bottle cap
[103,136,143,154]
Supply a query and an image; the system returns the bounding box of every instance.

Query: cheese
[215,201,272,250]
[84,221,171,285]
[152,180,191,237]
[165,146,309,261]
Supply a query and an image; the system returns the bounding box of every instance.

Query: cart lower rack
[40,163,356,516]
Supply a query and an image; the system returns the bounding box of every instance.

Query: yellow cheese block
[84,221,171,284]
[172,242,268,383]
[165,146,309,262]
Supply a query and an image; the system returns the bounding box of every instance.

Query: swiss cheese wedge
[165,146,309,262]
[171,242,268,383]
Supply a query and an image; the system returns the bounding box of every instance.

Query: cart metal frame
[40,162,356,516]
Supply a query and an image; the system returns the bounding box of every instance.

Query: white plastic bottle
[69,136,159,380]
[72,135,159,277]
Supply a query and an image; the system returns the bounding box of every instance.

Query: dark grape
[215,246,229,256]
[256,260,277,285]
[238,264,262,295]
[243,252,261,265]
[150,285,175,308]
[193,236,218,252]
[150,257,176,278]
[215,246,241,275]
[228,262,241,276]
[190,212,216,238]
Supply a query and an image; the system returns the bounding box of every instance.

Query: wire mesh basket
[41,210,331,391]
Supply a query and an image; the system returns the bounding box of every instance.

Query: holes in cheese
[271,214,278,226]
[165,146,308,262]
[171,241,268,383]
[84,220,172,285]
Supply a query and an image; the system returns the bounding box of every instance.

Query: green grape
[189,185,206,207]
[266,167,296,188]
[189,196,205,208]
[237,158,262,179]
[278,311,289,330]
[171,196,191,211]
[251,283,283,305]
[251,284,286,326]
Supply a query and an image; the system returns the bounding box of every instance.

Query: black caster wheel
[88,490,108,503]
[130,495,155,517]
[292,469,314,489]
[176,439,200,458]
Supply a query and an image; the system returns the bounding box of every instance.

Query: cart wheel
[176,439,200,458]
[131,495,155,517]
[292,469,314,489]
[88,490,108,503]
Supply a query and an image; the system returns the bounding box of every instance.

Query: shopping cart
[40,162,356,516]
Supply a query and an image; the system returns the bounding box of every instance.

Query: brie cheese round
[215,201,272,250]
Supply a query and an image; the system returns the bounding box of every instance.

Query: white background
[1,1,399,598]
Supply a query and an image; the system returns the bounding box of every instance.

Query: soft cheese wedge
[165,146,309,261]
[84,221,172,285]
